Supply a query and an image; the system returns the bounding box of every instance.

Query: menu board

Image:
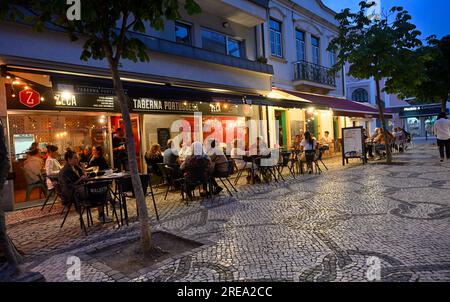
[342,127,366,166]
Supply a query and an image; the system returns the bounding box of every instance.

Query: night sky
[322,0,450,40]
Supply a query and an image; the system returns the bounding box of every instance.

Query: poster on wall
[342,127,366,166]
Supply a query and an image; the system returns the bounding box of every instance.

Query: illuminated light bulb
[216,102,220,106]
[12,80,20,85]
[40,97,45,101]
[11,94,16,98]
[6,76,11,79]
[24,86,30,90]
[224,104,228,109]
[183,102,187,106]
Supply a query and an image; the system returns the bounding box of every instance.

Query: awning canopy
[276,88,394,119]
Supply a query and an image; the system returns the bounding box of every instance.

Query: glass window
[295,29,305,61]
[351,88,369,103]
[8,114,112,204]
[227,38,242,58]
[201,28,226,54]
[311,36,320,65]
[270,18,283,57]
[330,49,336,66]
[175,22,191,45]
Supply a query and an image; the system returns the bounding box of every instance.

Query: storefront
[2,68,305,210]
[398,104,449,138]
[269,88,394,149]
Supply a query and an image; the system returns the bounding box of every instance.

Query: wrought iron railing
[293,60,336,87]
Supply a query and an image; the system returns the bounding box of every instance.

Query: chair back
[157,163,170,180]
[120,175,150,196]
[304,150,316,163]
[83,180,111,207]
[280,152,291,166]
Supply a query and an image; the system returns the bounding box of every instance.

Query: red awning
[276,88,394,118]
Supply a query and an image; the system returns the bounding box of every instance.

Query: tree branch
[113,10,129,65]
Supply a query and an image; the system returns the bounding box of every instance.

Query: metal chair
[23,170,47,201]
[214,161,238,196]
[157,163,184,201]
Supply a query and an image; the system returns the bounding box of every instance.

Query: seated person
[163,139,179,165]
[299,131,319,174]
[206,139,229,195]
[249,136,270,156]
[144,143,164,176]
[180,142,212,198]
[87,146,109,171]
[230,139,253,184]
[292,134,303,151]
[24,148,44,185]
[59,150,110,221]
[320,131,334,150]
[45,145,62,190]
[373,128,395,159]
[79,146,92,164]
[178,141,192,162]
[163,139,182,179]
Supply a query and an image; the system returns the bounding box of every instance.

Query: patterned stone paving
[6,143,450,282]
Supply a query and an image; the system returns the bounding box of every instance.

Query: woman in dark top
[87,146,109,171]
[144,144,164,176]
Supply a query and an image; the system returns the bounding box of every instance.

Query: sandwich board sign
[342,126,366,166]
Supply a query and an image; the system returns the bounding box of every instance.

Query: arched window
[352,88,369,103]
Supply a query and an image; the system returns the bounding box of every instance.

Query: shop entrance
[274,110,287,147]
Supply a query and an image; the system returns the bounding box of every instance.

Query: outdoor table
[84,172,130,226]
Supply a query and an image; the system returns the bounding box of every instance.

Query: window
[175,22,191,45]
[201,28,243,58]
[295,29,305,61]
[202,29,227,54]
[352,88,369,103]
[270,18,282,57]
[329,49,336,67]
[311,36,320,65]
[227,38,242,58]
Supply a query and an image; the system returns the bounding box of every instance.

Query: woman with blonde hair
[145,143,164,176]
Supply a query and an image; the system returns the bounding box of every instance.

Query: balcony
[129,32,274,75]
[293,60,336,94]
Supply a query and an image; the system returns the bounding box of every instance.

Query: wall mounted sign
[19,88,40,108]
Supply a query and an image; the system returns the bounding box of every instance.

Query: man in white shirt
[434,112,450,162]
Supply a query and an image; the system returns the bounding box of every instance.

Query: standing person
[112,128,128,171]
[434,112,450,162]
[45,145,61,190]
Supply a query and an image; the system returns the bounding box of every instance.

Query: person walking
[434,112,450,162]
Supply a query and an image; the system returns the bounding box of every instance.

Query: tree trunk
[0,120,23,279]
[105,60,152,253]
[375,79,393,164]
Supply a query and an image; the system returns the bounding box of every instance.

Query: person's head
[437,112,447,120]
[191,141,204,156]
[46,145,58,157]
[324,131,329,137]
[83,146,91,155]
[64,149,79,166]
[304,131,312,143]
[30,142,38,149]
[167,139,173,149]
[92,146,103,157]
[150,144,161,155]
[28,148,40,157]
[116,128,124,137]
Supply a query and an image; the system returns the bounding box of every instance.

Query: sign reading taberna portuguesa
[342,126,367,166]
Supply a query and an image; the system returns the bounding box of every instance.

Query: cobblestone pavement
[6,143,450,282]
